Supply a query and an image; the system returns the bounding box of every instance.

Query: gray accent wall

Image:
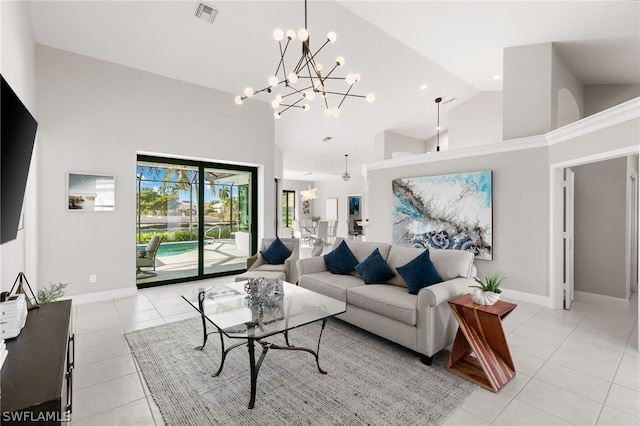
[573,157,628,298]
[366,147,550,297]
[36,46,276,297]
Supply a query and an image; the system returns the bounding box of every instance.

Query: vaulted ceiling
[26,1,640,180]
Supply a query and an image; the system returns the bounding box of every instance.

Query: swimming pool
[136,241,212,257]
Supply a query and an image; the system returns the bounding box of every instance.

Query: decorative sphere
[275,94,284,102]
[274,111,282,119]
[288,73,298,83]
[234,96,243,105]
[302,104,310,111]
[286,30,296,40]
[315,63,323,73]
[332,107,340,117]
[327,32,337,42]
[244,87,254,97]
[335,56,345,66]
[298,28,309,41]
[324,108,332,116]
[273,29,284,41]
[268,76,279,87]
[354,73,361,82]
[271,100,280,109]
[345,73,356,85]
[366,93,375,102]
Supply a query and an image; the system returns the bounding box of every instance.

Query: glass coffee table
[182,281,346,409]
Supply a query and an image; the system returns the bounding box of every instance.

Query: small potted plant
[469,274,504,305]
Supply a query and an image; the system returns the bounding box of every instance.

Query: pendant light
[342,154,351,182]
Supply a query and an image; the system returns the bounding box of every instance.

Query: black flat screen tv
[1,75,38,244]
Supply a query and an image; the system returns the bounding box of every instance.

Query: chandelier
[234,0,374,118]
[342,154,351,181]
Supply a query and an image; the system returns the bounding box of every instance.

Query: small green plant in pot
[470,274,504,305]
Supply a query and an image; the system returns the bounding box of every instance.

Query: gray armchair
[136,235,162,276]
[245,237,300,283]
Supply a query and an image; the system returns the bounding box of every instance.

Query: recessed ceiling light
[493,75,502,80]
[420,84,428,90]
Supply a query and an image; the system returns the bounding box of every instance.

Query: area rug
[125,317,477,425]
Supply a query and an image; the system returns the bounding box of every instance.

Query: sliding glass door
[136,155,257,288]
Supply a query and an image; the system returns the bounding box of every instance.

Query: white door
[563,168,575,310]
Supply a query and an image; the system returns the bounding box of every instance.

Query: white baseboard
[61,287,138,305]
[574,290,629,308]
[501,288,552,307]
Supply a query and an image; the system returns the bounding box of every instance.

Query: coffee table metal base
[195,293,329,409]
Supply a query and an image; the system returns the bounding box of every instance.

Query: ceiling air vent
[195,2,218,24]
[442,97,457,106]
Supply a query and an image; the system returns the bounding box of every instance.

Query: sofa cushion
[340,239,392,263]
[429,249,475,280]
[260,237,291,265]
[299,271,363,302]
[386,245,425,287]
[396,250,443,295]
[354,248,396,284]
[324,240,359,274]
[347,285,417,326]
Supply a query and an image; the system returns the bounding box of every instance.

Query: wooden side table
[447,293,517,392]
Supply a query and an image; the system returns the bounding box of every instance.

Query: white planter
[471,289,501,306]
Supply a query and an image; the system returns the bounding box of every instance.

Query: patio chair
[136,235,162,276]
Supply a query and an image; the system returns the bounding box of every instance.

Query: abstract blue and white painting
[392,170,492,260]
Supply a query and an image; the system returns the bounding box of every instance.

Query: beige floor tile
[492,399,572,426]
[614,365,640,392]
[155,302,193,317]
[75,315,123,335]
[441,408,489,426]
[117,308,162,324]
[122,317,166,333]
[74,326,124,349]
[74,354,137,390]
[459,387,512,423]
[510,350,546,377]
[507,333,557,360]
[597,405,640,426]
[605,383,640,417]
[75,299,116,314]
[516,378,602,425]
[534,361,610,403]
[162,310,200,323]
[72,373,146,422]
[548,347,618,381]
[75,337,131,367]
[149,296,186,308]
[72,398,155,426]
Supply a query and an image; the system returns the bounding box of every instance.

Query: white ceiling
[26,1,640,180]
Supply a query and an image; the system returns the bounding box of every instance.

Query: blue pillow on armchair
[355,248,396,284]
[260,237,292,265]
[324,240,359,274]
[396,249,443,295]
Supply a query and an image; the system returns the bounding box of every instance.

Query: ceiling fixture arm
[234,0,374,118]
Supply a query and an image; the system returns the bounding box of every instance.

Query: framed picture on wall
[67,172,115,211]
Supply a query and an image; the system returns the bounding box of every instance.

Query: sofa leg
[420,354,433,366]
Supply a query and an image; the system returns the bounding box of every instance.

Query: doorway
[551,153,639,309]
[136,155,258,288]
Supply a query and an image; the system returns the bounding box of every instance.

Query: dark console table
[1,300,74,424]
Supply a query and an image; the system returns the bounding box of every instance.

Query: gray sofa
[297,238,476,365]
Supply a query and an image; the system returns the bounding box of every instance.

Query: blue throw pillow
[260,237,292,265]
[324,240,359,275]
[355,248,396,284]
[396,250,443,295]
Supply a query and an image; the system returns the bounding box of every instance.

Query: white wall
[574,157,627,298]
[503,43,553,139]
[312,174,366,240]
[551,44,584,128]
[448,92,502,149]
[0,1,38,293]
[36,46,275,298]
[584,85,640,117]
[383,131,425,160]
